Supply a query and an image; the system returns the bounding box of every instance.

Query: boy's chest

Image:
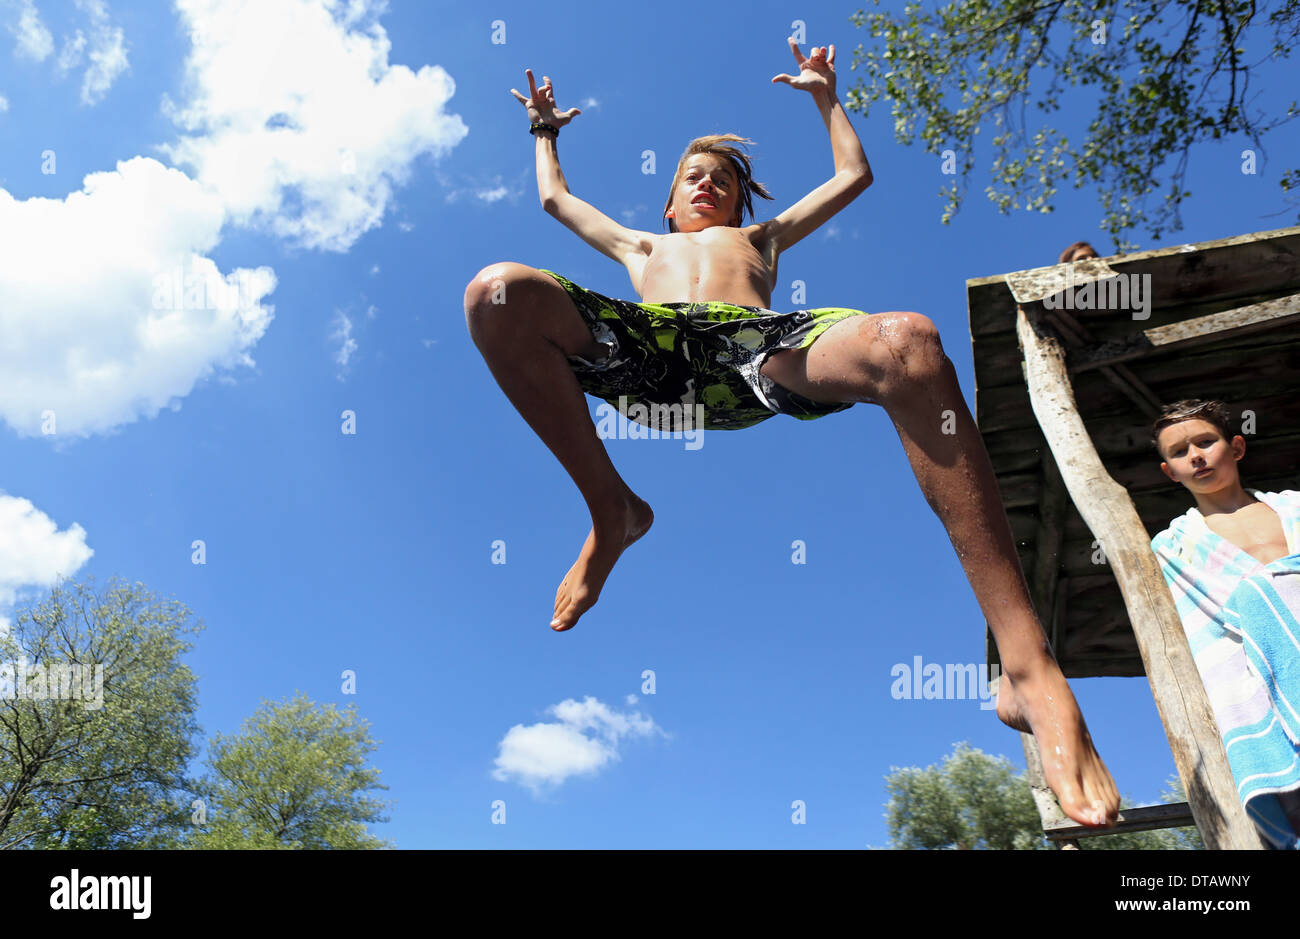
[1203,503,1291,565]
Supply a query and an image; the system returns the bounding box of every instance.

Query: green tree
[187,692,393,849]
[885,742,1202,849]
[0,577,202,849]
[845,0,1300,250]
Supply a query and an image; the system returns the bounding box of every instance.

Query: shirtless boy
[1151,399,1300,844]
[464,39,1119,828]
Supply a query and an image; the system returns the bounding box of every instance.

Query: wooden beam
[1044,802,1197,841]
[1015,302,1263,849]
[1070,293,1300,372]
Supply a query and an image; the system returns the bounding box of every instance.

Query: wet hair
[1151,399,1236,459]
[663,134,774,233]
[1058,241,1098,263]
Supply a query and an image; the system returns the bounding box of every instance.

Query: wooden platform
[969,226,1300,677]
[967,225,1300,848]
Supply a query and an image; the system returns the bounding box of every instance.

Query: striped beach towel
[1150,489,1300,849]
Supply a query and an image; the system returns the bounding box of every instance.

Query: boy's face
[666,154,741,232]
[1157,418,1246,490]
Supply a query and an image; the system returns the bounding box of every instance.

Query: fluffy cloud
[0,157,275,439]
[492,696,663,793]
[3,0,467,439]
[161,0,468,251]
[6,0,53,61]
[0,493,94,633]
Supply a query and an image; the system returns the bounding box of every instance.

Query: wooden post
[1015,302,1262,849]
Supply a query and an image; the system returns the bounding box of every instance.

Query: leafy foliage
[846,0,1300,250]
[885,741,1203,849]
[187,692,394,849]
[0,577,203,849]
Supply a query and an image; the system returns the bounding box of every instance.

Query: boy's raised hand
[510,69,581,127]
[771,38,836,97]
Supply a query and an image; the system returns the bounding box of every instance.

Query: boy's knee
[465,263,547,339]
[465,262,524,315]
[869,312,948,387]
[887,312,943,349]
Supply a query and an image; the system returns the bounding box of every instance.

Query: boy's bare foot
[551,491,654,632]
[997,667,1120,828]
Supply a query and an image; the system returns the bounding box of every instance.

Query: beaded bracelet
[529,121,559,137]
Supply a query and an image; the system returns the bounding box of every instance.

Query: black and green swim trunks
[540,269,866,431]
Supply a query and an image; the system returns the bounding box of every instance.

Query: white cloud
[2,0,463,440]
[161,0,468,251]
[580,96,598,110]
[368,263,379,275]
[77,0,129,106]
[0,493,94,634]
[0,157,276,440]
[492,696,663,794]
[443,179,515,205]
[330,309,356,375]
[7,0,53,61]
[56,30,87,72]
[0,93,8,112]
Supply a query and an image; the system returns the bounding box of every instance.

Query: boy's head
[663,134,774,234]
[1059,241,1099,263]
[1151,398,1246,489]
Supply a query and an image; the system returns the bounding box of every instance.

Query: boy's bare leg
[464,262,654,631]
[760,311,1121,828]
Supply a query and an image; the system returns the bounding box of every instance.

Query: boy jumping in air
[464,39,1119,828]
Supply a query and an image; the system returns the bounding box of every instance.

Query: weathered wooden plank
[1016,301,1262,849]
[1070,294,1300,372]
[976,295,1300,386]
[1044,802,1196,840]
[968,225,1300,339]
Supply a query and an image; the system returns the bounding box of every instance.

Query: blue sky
[2,0,1297,849]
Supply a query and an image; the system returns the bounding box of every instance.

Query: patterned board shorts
[539,269,867,431]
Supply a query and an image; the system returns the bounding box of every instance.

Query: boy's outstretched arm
[766,40,872,255]
[510,69,650,269]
